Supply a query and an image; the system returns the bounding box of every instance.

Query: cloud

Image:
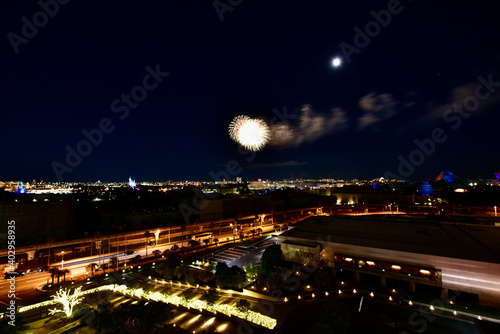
[427,83,477,122]
[357,93,397,130]
[423,81,500,122]
[247,160,308,169]
[270,105,347,147]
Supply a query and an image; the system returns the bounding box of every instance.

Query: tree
[198,267,214,283]
[181,289,195,302]
[165,252,182,269]
[235,299,251,313]
[109,257,118,271]
[213,238,219,245]
[174,265,189,280]
[203,238,210,249]
[260,244,282,275]
[87,299,115,333]
[244,259,257,279]
[171,244,180,252]
[201,288,220,306]
[185,271,197,284]
[292,250,319,268]
[133,254,142,265]
[144,231,151,257]
[239,231,245,242]
[189,239,200,252]
[152,249,161,262]
[89,263,98,276]
[49,267,58,284]
[56,269,63,284]
[61,269,70,282]
[215,262,247,289]
[250,229,256,239]
[267,270,283,290]
[256,228,263,235]
[49,286,84,317]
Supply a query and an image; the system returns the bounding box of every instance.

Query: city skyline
[2,1,499,182]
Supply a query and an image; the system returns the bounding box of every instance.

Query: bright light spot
[229,115,270,151]
[332,57,341,67]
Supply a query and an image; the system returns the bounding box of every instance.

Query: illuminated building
[418,181,434,196]
[279,215,500,307]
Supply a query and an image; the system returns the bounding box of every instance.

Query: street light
[61,251,65,269]
[155,230,160,246]
[495,206,497,217]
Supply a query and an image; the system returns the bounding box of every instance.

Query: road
[0,224,279,305]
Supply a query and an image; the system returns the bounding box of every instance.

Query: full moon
[332,57,341,67]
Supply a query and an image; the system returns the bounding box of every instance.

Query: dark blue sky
[2,0,500,182]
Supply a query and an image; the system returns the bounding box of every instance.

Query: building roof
[281,215,500,263]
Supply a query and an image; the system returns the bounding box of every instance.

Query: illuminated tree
[235,299,251,313]
[49,286,84,317]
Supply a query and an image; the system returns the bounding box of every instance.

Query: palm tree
[89,263,98,276]
[152,250,161,262]
[213,238,219,245]
[251,229,256,239]
[203,238,210,249]
[133,254,142,266]
[109,257,118,271]
[257,228,263,235]
[189,239,200,252]
[49,267,58,284]
[61,269,70,282]
[144,231,151,257]
[56,269,63,284]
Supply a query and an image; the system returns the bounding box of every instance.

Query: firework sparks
[229,115,270,151]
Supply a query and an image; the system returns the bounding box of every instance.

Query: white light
[332,57,341,67]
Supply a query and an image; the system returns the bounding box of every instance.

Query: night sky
[2,0,500,182]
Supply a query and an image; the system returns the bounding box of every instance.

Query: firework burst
[228,115,270,151]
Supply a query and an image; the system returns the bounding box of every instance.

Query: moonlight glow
[332,57,341,67]
[229,115,270,151]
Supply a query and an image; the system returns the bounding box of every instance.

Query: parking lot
[208,237,278,268]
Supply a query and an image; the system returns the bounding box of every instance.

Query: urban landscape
[2,1,500,333]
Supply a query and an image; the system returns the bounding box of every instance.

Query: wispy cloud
[247,160,308,169]
[270,105,347,147]
[357,93,397,130]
